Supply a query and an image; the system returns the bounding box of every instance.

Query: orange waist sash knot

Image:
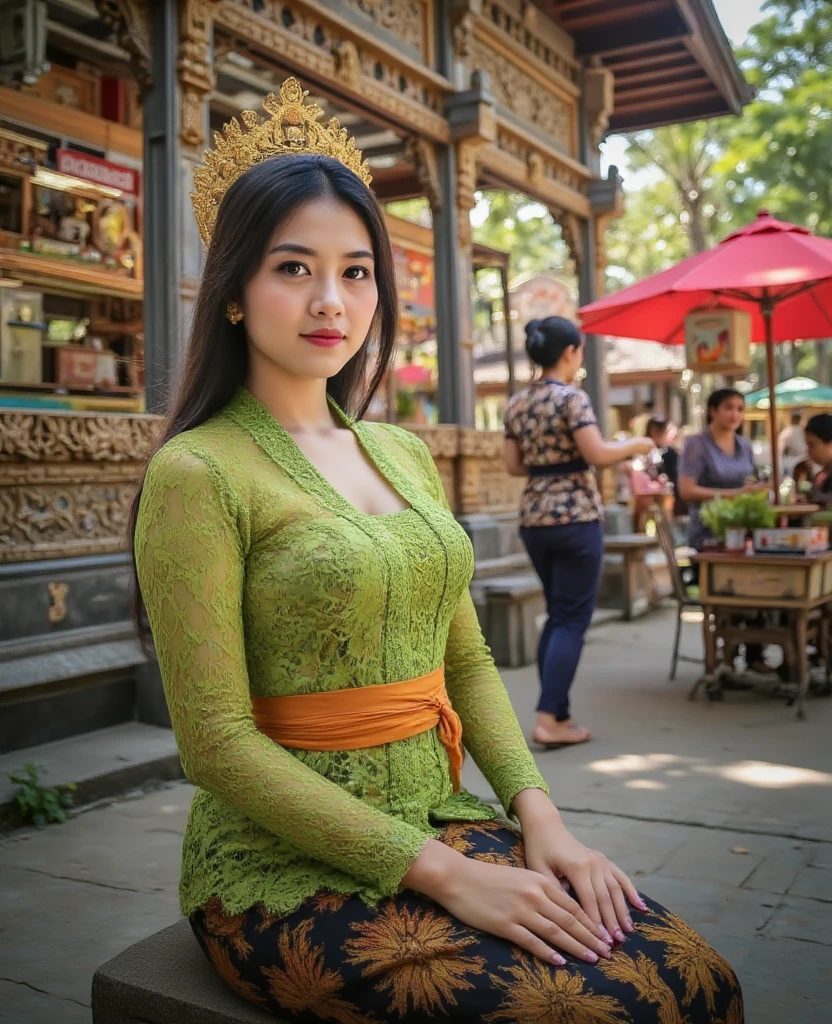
[251,664,463,793]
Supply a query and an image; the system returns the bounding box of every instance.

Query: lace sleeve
[401,431,550,813]
[134,444,434,897]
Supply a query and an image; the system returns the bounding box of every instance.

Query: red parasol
[579,211,832,494]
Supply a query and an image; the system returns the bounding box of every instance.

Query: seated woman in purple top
[678,388,770,672]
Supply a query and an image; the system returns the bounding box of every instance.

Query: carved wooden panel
[0,410,161,564]
[218,0,449,141]
[469,37,572,152]
[339,0,433,62]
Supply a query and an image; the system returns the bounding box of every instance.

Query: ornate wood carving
[0,411,159,463]
[339,0,431,60]
[217,0,450,142]
[556,210,584,273]
[480,121,591,217]
[0,410,162,564]
[455,139,481,251]
[178,0,216,149]
[584,60,615,151]
[94,1,152,90]
[467,0,579,92]
[469,37,571,151]
[406,137,442,213]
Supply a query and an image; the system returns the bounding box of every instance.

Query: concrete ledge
[92,918,281,1023]
[0,722,183,827]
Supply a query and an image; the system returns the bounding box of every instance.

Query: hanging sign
[56,149,140,196]
[684,307,751,374]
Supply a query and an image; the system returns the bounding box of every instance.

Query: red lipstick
[301,329,345,348]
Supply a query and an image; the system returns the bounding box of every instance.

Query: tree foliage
[717,0,832,235]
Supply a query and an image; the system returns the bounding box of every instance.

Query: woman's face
[241,197,378,382]
[711,395,745,431]
[805,431,832,466]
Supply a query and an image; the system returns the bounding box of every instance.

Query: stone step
[0,625,147,755]
[473,552,532,579]
[0,721,183,829]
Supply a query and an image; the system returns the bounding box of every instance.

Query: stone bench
[92,918,281,1023]
[600,534,662,621]
[481,574,546,668]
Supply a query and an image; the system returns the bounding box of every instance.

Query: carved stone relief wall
[219,0,449,141]
[0,412,161,564]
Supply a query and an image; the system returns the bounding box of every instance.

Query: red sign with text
[56,149,140,196]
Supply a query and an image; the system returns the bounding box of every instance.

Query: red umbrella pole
[763,289,780,503]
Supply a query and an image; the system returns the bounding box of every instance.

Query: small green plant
[8,762,76,827]
[701,491,776,541]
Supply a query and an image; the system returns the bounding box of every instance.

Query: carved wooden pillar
[440,70,495,427]
[177,0,217,333]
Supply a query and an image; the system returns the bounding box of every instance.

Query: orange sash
[251,664,463,792]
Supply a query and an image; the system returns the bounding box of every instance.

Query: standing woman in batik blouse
[503,318,655,749]
[131,81,742,1023]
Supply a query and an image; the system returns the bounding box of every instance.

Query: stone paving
[1,607,831,1023]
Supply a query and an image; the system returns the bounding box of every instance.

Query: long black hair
[128,154,399,650]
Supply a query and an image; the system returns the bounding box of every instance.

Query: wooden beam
[563,1,675,33]
[609,93,727,132]
[603,46,689,72]
[613,62,699,87]
[571,9,689,57]
[616,77,715,105]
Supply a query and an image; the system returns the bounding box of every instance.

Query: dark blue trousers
[520,521,604,721]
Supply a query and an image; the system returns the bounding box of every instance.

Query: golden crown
[191,78,373,249]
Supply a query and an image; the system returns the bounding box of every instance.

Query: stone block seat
[92,918,280,1023]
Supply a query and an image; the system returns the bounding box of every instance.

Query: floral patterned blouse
[503,379,603,528]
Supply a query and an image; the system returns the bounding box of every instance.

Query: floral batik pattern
[190,822,743,1023]
[503,380,603,527]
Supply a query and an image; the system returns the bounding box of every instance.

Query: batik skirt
[190,820,743,1023]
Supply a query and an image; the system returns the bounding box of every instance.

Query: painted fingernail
[585,951,599,963]
[552,952,566,965]
[599,925,614,944]
[637,898,649,911]
[625,917,634,931]
[614,928,626,943]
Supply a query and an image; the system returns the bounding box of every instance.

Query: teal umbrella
[744,376,832,409]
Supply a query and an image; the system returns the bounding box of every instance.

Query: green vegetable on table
[700,491,776,541]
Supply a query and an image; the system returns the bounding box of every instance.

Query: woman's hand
[513,789,648,945]
[630,437,656,458]
[402,839,612,965]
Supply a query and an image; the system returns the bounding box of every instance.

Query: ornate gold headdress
[191,78,373,249]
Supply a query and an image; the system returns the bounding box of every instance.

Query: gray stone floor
[1,606,831,1023]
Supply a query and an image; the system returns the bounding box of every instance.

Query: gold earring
[226,301,243,324]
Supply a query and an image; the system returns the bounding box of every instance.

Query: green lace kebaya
[135,386,548,917]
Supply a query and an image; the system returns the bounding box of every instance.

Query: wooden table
[774,503,821,525]
[692,549,832,717]
[604,534,661,620]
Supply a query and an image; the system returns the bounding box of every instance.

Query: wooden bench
[601,534,663,621]
[92,918,281,1023]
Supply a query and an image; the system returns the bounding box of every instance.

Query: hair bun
[525,319,542,343]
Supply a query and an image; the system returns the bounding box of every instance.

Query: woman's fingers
[528,913,610,964]
[591,862,622,940]
[610,863,649,912]
[507,924,566,966]
[540,878,612,947]
[568,868,602,933]
[604,868,633,937]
